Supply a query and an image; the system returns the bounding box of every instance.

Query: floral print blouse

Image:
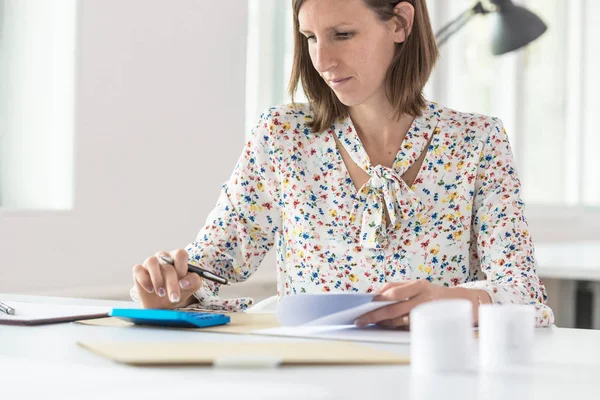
[182,101,554,327]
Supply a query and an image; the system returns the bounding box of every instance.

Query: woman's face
[298,0,406,108]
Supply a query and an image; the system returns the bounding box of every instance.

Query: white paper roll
[478,304,535,371]
[410,299,475,374]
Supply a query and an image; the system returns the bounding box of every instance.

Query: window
[582,0,600,205]
[245,0,600,236]
[434,0,596,207]
[245,0,306,137]
[0,0,76,209]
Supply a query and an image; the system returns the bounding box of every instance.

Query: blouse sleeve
[459,118,555,327]
[183,110,283,311]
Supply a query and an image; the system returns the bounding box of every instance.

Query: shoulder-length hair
[288,0,438,133]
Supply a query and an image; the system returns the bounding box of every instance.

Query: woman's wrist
[174,293,199,309]
[446,287,492,325]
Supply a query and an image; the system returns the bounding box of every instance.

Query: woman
[131,0,554,328]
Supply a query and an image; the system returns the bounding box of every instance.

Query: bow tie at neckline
[368,165,397,190]
[359,164,425,249]
[331,101,440,249]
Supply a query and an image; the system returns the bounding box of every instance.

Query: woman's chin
[332,93,365,107]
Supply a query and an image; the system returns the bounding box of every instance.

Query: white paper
[256,293,409,344]
[254,324,411,344]
[276,293,400,326]
[304,300,399,326]
[0,301,110,324]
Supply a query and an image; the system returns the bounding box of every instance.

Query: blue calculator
[110,308,231,328]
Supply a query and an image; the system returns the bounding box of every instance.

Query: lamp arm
[435,1,488,47]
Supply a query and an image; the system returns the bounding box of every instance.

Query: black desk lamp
[435,0,548,55]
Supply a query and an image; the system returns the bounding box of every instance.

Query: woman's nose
[313,42,337,73]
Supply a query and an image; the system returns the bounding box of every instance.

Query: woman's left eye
[335,32,354,40]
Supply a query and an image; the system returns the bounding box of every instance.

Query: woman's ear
[392,2,415,43]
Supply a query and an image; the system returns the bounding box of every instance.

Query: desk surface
[1,294,600,400]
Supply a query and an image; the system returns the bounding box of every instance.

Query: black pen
[0,301,15,315]
[159,255,231,286]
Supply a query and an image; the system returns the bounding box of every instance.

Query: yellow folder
[78,340,410,366]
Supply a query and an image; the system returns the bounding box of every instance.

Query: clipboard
[0,301,110,326]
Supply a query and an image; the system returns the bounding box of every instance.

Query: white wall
[0,0,276,300]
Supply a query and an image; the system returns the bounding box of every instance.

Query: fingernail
[179,279,190,289]
[170,292,180,303]
[146,286,154,293]
[157,288,166,297]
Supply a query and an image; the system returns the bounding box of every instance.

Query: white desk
[1,294,600,399]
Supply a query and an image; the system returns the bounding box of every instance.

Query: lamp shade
[489,0,547,55]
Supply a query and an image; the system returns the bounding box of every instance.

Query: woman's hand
[354,280,490,329]
[132,249,204,309]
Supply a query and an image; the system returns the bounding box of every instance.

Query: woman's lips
[329,77,351,89]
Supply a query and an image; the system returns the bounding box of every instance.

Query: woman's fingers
[160,264,179,303]
[374,279,426,302]
[154,249,191,303]
[145,256,166,297]
[179,272,203,296]
[132,264,154,293]
[132,249,200,309]
[155,252,182,303]
[377,314,410,330]
[355,294,425,327]
[170,248,189,278]
[375,281,410,295]
[179,271,203,291]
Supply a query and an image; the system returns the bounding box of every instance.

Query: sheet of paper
[276,293,400,326]
[0,301,110,325]
[254,324,412,344]
[304,300,398,326]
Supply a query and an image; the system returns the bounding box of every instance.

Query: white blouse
[137,101,555,327]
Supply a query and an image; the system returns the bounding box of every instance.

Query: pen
[0,301,15,315]
[159,255,231,286]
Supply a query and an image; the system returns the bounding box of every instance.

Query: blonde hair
[288,0,439,133]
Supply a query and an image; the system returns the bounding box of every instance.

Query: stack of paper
[276,293,398,326]
[256,293,411,344]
